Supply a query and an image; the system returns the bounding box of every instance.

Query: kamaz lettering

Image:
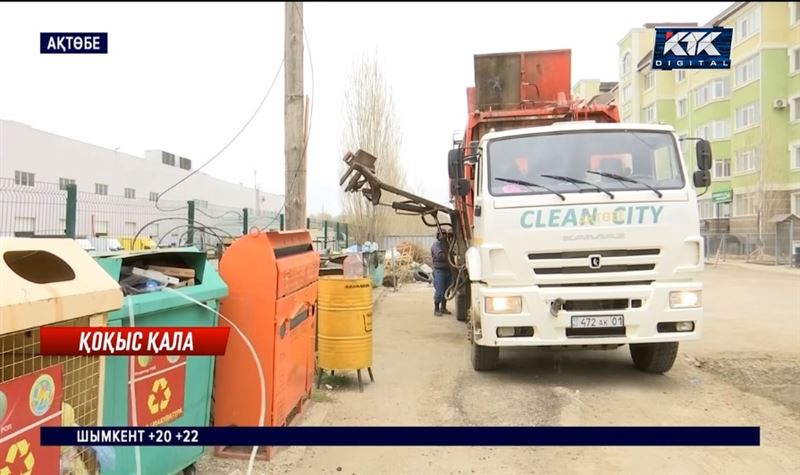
[520,206,663,229]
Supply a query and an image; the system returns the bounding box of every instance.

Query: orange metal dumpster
[213,230,319,461]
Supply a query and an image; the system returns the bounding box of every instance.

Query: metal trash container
[93,247,228,475]
[316,276,374,392]
[1,238,123,475]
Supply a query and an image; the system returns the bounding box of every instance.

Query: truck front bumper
[473,282,702,347]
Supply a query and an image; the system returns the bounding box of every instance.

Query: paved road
[199,265,800,475]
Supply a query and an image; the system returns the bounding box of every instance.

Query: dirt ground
[197,264,800,475]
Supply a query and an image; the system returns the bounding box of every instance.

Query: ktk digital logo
[40,32,108,54]
[651,27,732,70]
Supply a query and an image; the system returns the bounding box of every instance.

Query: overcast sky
[0,1,731,215]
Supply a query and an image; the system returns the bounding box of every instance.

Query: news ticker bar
[41,427,761,447]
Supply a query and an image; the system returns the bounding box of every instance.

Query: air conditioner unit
[773,98,787,109]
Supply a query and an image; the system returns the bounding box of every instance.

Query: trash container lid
[1,238,123,334]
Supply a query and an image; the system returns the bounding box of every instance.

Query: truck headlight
[485,296,522,314]
[669,290,702,309]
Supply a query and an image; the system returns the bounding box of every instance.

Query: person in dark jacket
[431,230,453,316]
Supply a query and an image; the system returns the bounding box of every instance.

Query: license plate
[571,315,624,328]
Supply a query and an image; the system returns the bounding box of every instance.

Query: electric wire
[161,289,267,475]
[153,52,285,218]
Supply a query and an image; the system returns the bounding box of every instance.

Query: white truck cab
[466,122,707,373]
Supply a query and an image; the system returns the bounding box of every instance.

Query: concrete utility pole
[284,1,306,230]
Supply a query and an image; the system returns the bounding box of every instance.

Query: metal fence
[0,178,349,252]
[703,230,798,266]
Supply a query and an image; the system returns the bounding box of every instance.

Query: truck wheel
[471,338,499,371]
[456,291,468,322]
[629,342,679,374]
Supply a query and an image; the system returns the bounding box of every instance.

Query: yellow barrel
[318,276,372,370]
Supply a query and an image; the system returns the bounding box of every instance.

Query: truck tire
[629,342,679,374]
[471,338,499,371]
[455,291,468,322]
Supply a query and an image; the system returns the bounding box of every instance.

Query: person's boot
[434,302,443,317]
[441,303,452,315]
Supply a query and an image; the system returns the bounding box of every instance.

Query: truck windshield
[487,130,684,197]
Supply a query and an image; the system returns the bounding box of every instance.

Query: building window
[694,78,729,108]
[791,95,800,123]
[59,178,75,191]
[643,104,657,123]
[149,192,159,202]
[162,152,175,166]
[676,97,687,118]
[734,193,756,217]
[124,188,136,199]
[676,69,686,82]
[95,183,108,196]
[713,159,731,179]
[792,192,800,216]
[734,101,760,131]
[643,71,654,91]
[700,199,731,219]
[179,157,191,170]
[790,2,800,26]
[193,199,208,209]
[791,46,800,74]
[622,84,632,102]
[734,5,761,43]
[791,142,800,170]
[695,120,730,141]
[96,220,109,235]
[14,217,35,233]
[14,171,34,187]
[734,53,761,87]
[125,222,136,235]
[735,147,760,174]
[621,51,632,75]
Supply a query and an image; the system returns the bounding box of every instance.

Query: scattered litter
[689,377,702,385]
[119,263,198,295]
[325,384,333,390]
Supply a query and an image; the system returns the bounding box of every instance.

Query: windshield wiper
[586,170,663,198]
[494,177,565,201]
[539,174,615,199]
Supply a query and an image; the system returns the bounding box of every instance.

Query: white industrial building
[0,119,284,242]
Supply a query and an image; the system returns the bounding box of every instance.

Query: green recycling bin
[94,247,228,475]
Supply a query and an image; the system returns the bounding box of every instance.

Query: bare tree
[340,52,406,243]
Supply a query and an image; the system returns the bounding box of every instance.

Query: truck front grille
[534,264,655,275]
[529,248,660,260]
[530,248,660,276]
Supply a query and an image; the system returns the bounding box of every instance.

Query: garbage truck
[340,49,713,373]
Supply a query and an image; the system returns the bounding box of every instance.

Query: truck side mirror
[448,148,464,180]
[696,139,712,171]
[693,170,711,188]
[450,178,470,197]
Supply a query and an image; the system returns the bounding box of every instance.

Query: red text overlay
[39,327,230,356]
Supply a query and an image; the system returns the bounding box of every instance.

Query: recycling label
[129,355,186,427]
[0,365,63,475]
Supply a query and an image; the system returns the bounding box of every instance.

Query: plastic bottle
[343,252,364,278]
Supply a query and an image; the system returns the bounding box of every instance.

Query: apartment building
[617,3,800,241]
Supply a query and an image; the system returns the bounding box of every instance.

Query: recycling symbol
[1,439,34,475]
[147,377,171,415]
